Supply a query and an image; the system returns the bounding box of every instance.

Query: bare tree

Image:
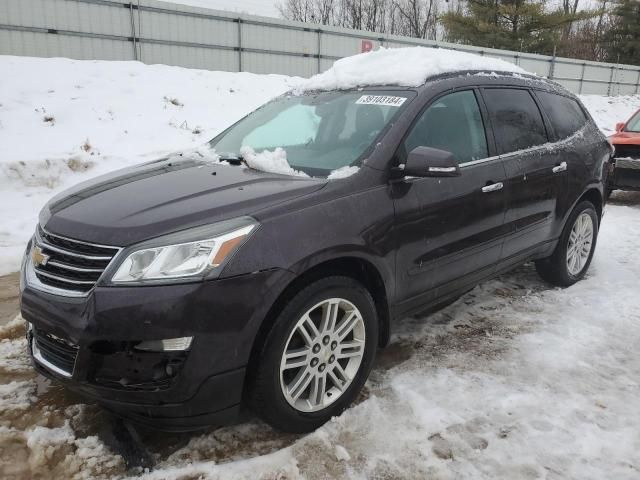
[278,0,617,62]
[393,0,438,39]
[277,0,316,22]
[317,0,336,23]
[278,0,442,39]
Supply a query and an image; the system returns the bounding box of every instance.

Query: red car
[609,109,640,192]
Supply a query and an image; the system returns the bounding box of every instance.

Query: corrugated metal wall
[1,0,639,95]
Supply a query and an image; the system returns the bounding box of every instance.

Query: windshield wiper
[218,153,244,166]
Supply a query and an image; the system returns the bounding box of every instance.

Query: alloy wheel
[279,298,366,413]
[566,212,594,276]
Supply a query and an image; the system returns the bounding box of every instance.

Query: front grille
[33,227,120,294]
[33,327,79,375]
[614,144,640,159]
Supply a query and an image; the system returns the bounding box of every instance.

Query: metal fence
[2,0,640,96]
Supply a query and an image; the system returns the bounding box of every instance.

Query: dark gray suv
[21,69,611,433]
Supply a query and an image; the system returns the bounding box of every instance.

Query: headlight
[110,217,257,284]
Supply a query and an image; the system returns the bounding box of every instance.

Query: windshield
[626,111,640,132]
[209,90,414,177]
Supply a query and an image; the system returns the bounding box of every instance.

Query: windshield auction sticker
[355,95,407,107]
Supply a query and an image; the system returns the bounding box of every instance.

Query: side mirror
[615,122,625,132]
[400,146,461,178]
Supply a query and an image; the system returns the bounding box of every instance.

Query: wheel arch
[577,188,603,223]
[242,255,391,399]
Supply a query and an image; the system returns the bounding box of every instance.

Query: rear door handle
[552,161,567,173]
[482,182,504,193]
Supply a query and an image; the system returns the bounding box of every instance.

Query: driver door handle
[482,182,504,193]
[552,161,568,173]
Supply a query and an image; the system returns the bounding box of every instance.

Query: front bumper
[20,265,295,431]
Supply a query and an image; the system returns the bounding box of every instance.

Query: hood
[609,131,640,144]
[41,158,326,246]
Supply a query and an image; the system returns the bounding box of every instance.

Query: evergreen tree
[604,0,640,65]
[441,0,592,56]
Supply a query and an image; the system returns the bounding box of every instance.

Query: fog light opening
[135,336,193,352]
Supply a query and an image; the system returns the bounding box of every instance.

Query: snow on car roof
[302,46,527,91]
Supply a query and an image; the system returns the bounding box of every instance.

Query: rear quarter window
[535,91,588,141]
[482,88,548,155]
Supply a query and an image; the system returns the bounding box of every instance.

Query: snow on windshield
[327,165,360,179]
[168,145,359,179]
[240,146,310,178]
[302,46,527,91]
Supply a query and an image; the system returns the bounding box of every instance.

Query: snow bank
[0,56,297,275]
[0,56,297,166]
[302,47,527,91]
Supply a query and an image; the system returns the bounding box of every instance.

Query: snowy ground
[1,55,640,479]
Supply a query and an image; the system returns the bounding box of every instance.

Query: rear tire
[248,276,378,433]
[535,201,599,287]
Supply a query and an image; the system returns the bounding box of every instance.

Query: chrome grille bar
[46,260,105,273]
[28,227,121,296]
[37,238,114,261]
[33,268,97,285]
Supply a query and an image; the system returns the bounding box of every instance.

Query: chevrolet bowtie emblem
[31,245,50,267]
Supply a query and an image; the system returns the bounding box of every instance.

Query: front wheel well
[274,257,389,345]
[245,257,390,390]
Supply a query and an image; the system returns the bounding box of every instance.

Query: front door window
[401,90,489,165]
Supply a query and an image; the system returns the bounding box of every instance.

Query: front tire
[248,276,378,433]
[535,201,599,287]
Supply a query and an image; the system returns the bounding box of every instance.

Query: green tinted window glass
[243,104,320,149]
[210,91,413,176]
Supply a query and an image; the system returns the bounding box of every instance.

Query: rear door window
[402,90,488,164]
[536,91,588,140]
[482,88,548,155]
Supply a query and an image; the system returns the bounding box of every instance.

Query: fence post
[610,54,622,96]
[548,45,556,79]
[128,2,138,61]
[136,0,142,61]
[578,63,586,94]
[607,65,615,96]
[237,18,242,72]
[317,29,321,74]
